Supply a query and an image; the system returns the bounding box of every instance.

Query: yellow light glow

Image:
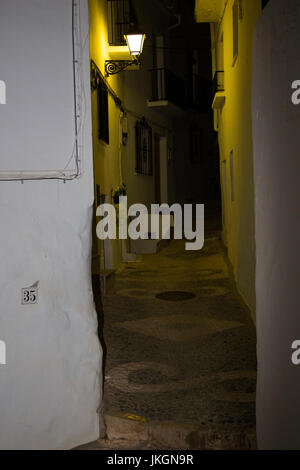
[125,33,146,56]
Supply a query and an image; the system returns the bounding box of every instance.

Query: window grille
[107,0,131,46]
[135,118,153,176]
[212,70,225,96]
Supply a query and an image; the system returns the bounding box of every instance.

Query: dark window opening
[135,118,153,176]
[97,79,109,144]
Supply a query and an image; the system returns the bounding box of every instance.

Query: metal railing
[149,68,186,109]
[212,70,225,97]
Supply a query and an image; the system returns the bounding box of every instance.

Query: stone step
[104,412,256,450]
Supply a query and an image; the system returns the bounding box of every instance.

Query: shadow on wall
[92,274,107,383]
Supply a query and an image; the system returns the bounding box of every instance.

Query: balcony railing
[212,70,225,97]
[149,68,186,109]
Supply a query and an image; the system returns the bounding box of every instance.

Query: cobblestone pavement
[76,438,167,451]
[100,220,257,449]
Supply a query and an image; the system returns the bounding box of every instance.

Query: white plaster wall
[252,0,300,449]
[0,1,75,173]
[0,0,102,449]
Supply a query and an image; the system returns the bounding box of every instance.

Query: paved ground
[94,207,257,450]
[76,438,167,451]
[86,205,257,450]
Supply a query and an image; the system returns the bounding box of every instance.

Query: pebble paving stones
[101,232,257,448]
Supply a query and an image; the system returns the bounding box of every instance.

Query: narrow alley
[1,0,300,453]
[98,205,257,449]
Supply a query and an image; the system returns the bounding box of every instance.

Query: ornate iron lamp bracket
[105,59,139,76]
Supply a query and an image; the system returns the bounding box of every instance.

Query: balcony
[147,68,186,117]
[212,70,225,110]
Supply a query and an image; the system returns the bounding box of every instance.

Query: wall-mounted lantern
[125,28,146,56]
[105,25,146,77]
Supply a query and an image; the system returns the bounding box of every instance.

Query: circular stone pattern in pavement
[129,368,171,385]
[106,362,256,400]
[155,291,196,301]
